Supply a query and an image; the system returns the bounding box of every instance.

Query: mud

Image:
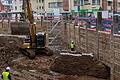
[0,21,110,80]
[51,55,110,79]
[0,36,110,80]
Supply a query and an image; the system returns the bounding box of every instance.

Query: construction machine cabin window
[36,35,45,45]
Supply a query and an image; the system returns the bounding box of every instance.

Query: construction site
[0,17,111,80]
[0,0,120,80]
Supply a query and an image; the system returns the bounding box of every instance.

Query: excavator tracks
[19,47,53,59]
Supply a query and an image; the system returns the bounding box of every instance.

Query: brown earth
[0,36,110,80]
[0,21,110,80]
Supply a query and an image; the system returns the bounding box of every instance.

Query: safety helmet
[6,67,10,71]
[71,41,74,42]
[33,22,36,25]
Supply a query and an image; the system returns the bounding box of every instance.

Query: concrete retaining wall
[65,23,120,80]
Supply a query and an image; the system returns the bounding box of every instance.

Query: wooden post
[73,23,76,44]
[2,18,4,28]
[78,23,80,49]
[96,11,102,60]
[85,21,90,53]
[15,14,18,22]
[113,15,118,34]
[68,23,70,43]
[110,24,115,80]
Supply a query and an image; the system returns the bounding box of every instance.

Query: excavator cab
[23,33,47,48]
[36,32,46,48]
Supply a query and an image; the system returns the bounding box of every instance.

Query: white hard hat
[6,67,10,70]
[33,22,36,25]
[71,41,74,42]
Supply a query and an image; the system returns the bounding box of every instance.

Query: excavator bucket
[10,22,30,35]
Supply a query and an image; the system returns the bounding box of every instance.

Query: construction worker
[1,67,11,80]
[70,41,75,51]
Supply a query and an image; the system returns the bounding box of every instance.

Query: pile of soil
[51,55,110,79]
[0,36,23,71]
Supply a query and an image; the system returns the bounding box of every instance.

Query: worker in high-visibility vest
[70,41,75,51]
[1,67,11,80]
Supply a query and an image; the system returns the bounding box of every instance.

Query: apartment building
[30,0,44,15]
[67,0,101,14]
[63,0,120,17]
[107,0,120,11]
[10,0,120,17]
[1,0,12,12]
[44,0,63,16]
[12,0,23,12]
[0,1,4,12]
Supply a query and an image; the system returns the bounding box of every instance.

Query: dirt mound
[0,36,23,71]
[50,55,110,79]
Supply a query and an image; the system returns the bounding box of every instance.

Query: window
[118,3,120,8]
[74,0,84,6]
[15,0,17,4]
[108,1,112,6]
[39,0,41,3]
[49,2,62,8]
[92,0,96,5]
[58,2,63,7]
[20,6,22,10]
[39,6,41,9]
[36,0,38,3]
[42,6,44,9]
[74,0,77,6]
[96,0,100,5]
[81,0,83,5]
[42,0,44,3]
[84,0,89,5]
[15,6,17,10]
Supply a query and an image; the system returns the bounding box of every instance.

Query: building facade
[65,0,120,17]
[30,0,44,15]
[0,1,3,12]
[1,0,12,12]
[7,0,120,17]
[44,0,63,16]
[12,0,22,12]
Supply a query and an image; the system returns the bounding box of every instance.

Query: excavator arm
[20,0,52,59]
[23,0,36,44]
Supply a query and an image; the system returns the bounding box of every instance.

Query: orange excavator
[18,0,52,59]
